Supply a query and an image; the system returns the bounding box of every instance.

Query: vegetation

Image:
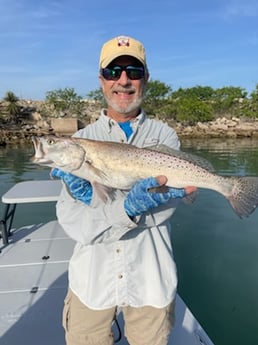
[85,82,258,123]
[87,88,106,107]
[2,91,20,123]
[174,97,214,123]
[1,82,258,126]
[237,84,258,119]
[42,87,84,117]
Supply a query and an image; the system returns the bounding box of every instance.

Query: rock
[196,122,209,130]
[1,99,258,142]
[30,111,42,121]
[210,123,229,131]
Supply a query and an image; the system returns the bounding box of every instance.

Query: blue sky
[0,0,257,100]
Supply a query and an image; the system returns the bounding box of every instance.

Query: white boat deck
[0,181,214,345]
[1,180,62,245]
[0,221,71,345]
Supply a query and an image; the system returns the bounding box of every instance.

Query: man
[52,35,194,345]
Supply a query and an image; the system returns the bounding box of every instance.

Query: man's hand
[51,168,92,205]
[124,176,196,217]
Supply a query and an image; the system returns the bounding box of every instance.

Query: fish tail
[227,176,258,218]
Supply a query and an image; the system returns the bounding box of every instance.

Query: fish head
[32,135,86,172]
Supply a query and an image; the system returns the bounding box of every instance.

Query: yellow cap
[99,35,147,69]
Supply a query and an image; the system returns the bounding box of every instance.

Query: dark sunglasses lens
[102,68,121,80]
[126,66,144,80]
[101,66,144,80]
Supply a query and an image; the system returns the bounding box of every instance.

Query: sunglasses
[101,65,145,81]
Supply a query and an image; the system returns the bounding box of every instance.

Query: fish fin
[82,162,114,204]
[227,176,258,218]
[90,182,114,206]
[84,161,112,186]
[146,145,214,172]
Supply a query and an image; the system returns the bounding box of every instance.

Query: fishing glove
[124,177,186,217]
[50,168,92,205]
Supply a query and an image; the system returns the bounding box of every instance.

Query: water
[0,143,57,228]
[173,138,258,345]
[1,138,258,345]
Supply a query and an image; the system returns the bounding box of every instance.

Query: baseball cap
[99,35,147,69]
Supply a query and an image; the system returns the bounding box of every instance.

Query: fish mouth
[32,158,54,166]
[31,136,54,165]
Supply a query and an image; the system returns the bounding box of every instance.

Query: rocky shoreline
[1,115,258,146]
[173,116,258,139]
[1,98,258,145]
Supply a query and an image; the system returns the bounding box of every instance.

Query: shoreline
[171,116,258,139]
[1,116,258,146]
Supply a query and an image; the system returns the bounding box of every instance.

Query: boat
[0,180,214,345]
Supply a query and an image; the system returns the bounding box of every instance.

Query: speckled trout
[32,135,258,218]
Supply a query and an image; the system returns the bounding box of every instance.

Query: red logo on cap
[117,36,130,47]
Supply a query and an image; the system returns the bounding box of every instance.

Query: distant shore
[1,115,258,146]
[1,98,258,145]
[172,116,258,139]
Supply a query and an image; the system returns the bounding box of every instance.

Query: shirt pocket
[142,138,160,147]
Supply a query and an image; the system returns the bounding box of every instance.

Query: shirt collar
[100,108,145,130]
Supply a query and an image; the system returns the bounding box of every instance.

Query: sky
[0,0,257,100]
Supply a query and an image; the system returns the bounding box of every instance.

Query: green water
[1,138,258,345]
[0,143,57,228]
[173,138,258,345]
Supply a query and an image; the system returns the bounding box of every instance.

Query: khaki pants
[63,289,175,345]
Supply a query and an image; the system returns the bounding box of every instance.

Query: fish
[32,135,258,218]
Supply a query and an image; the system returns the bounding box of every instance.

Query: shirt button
[118,274,123,279]
[116,248,121,253]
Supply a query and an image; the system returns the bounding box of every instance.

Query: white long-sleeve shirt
[56,110,181,309]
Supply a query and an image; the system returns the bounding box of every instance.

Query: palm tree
[3,91,20,123]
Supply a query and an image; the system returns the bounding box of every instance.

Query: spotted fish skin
[32,135,258,218]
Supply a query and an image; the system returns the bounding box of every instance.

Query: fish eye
[47,138,56,145]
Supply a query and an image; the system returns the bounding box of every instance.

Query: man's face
[99,56,148,117]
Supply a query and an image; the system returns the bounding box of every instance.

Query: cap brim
[100,53,146,69]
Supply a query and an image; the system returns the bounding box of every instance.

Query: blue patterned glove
[51,168,92,205]
[124,177,186,217]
